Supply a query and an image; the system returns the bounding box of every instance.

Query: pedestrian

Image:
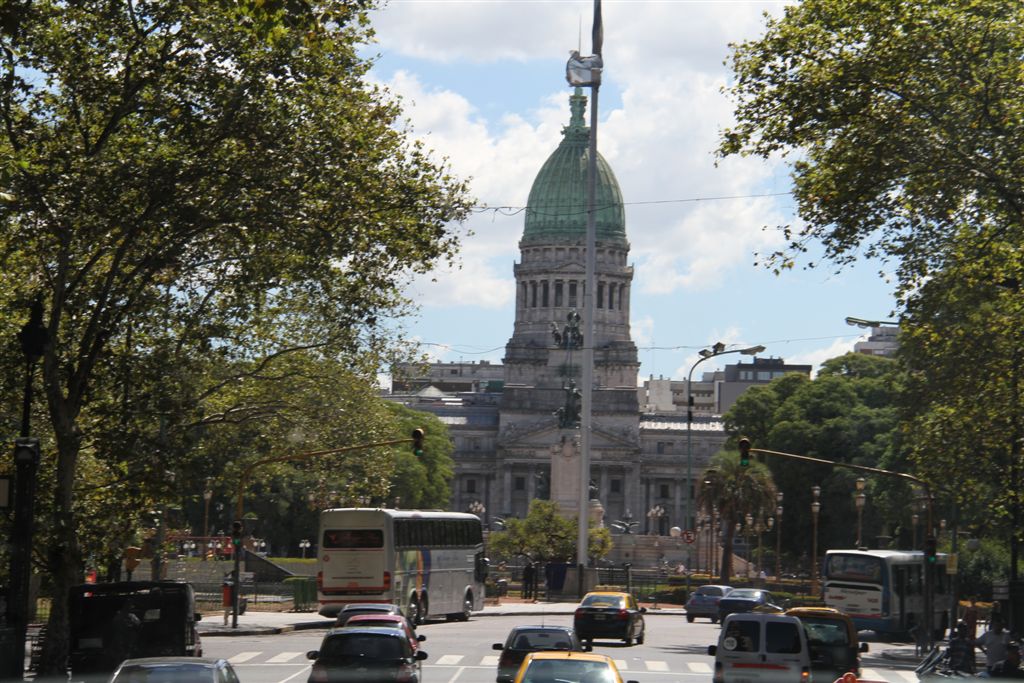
[106,600,141,667]
[979,614,1014,673]
[522,561,535,600]
[946,621,978,674]
[963,596,980,640]
[222,572,235,625]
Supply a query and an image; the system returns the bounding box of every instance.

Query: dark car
[334,602,404,627]
[786,607,868,679]
[684,584,733,623]
[717,588,780,620]
[492,625,588,683]
[573,591,646,646]
[307,626,428,683]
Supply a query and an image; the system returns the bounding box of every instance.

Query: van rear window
[723,620,760,652]
[323,529,383,549]
[766,621,802,654]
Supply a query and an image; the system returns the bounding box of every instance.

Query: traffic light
[738,437,751,467]
[231,520,244,548]
[411,428,425,457]
[924,535,937,563]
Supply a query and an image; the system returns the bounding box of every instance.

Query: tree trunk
[720,523,735,583]
[36,391,83,676]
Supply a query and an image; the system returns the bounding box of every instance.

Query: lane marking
[266,652,303,663]
[436,654,465,665]
[688,662,713,673]
[646,660,670,671]
[228,651,261,663]
[615,659,629,670]
[480,655,500,666]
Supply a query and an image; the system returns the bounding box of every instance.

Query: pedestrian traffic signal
[738,437,751,467]
[411,428,425,457]
[924,535,937,563]
[231,520,243,548]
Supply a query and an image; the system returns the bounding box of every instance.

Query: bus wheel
[417,595,428,625]
[407,595,420,625]
[457,591,472,621]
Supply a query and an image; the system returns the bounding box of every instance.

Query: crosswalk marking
[614,659,629,670]
[481,655,500,666]
[436,654,464,665]
[896,670,919,681]
[646,660,669,671]
[228,651,261,663]
[266,652,303,663]
[688,661,713,673]
[862,668,884,680]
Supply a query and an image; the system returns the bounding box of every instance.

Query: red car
[343,614,425,654]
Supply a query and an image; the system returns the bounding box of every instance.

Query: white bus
[823,549,949,637]
[316,508,487,623]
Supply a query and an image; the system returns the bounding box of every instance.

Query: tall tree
[720,0,1024,292]
[0,0,471,670]
[698,452,777,583]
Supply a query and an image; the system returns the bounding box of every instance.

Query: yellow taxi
[513,651,639,683]
[785,607,868,678]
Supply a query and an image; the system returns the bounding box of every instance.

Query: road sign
[682,530,696,544]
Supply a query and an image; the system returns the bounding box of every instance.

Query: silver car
[685,584,734,623]
[109,657,240,683]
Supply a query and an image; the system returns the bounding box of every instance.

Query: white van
[708,613,813,683]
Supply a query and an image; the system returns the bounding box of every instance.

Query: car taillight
[575,608,585,618]
[396,662,416,683]
[316,571,323,590]
[801,667,810,683]
[617,609,629,620]
[309,664,329,683]
[384,571,391,590]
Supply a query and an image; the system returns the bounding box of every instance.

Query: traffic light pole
[748,445,937,651]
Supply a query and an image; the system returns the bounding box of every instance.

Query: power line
[471,190,792,217]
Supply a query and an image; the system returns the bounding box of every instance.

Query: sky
[365,0,900,383]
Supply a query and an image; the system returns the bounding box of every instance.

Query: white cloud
[787,337,861,376]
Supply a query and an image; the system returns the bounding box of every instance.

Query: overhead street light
[845,316,898,328]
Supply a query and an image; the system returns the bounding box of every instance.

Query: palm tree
[699,451,777,583]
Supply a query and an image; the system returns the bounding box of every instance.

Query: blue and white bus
[823,549,949,637]
[316,508,487,623]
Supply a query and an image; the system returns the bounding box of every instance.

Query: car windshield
[523,660,614,683]
[113,663,214,683]
[320,633,407,662]
[509,630,574,650]
[802,619,850,646]
[581,594,623,608]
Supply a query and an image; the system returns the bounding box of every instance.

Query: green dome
[522,89,626,245]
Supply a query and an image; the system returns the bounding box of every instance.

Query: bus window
[323,529,383,549]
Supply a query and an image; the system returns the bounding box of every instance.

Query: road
[201,613,924,683]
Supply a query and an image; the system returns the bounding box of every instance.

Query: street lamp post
[299,539,311,559]
[811,486,822,594]
[912,513,920,549]
[203,484,213,562]
[855,477,866,548]
[759,516,773,579]
[775,492,784,579]
[686,342,765,579]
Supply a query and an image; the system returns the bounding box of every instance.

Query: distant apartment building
[638,357,812,416]
[853,325,899,357]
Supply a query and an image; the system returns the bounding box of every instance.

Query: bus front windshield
[825,554,884,583]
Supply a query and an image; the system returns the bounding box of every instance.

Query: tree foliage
[0,0,471,671]
[724,355,902,565]
[720,0,1024,291]
[487,500,611,565]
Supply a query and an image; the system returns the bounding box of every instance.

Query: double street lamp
[685,343,765,541]
[299,539,311,559]
[775,492,784,579]
[811,485,822,594]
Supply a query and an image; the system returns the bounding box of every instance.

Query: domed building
[389,89,754,544]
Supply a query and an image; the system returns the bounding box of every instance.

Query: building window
[466,478,477,494]
[757,371,772,380]
[542,281,549,307]
[597,282,604,309]
[555,281,563,307]
[740,370,753,380]
[610,479,622,494]
[514,476,526,491]
[530,281,537,308]
[656,442,666,454]
[659,483,670,499]
[608,283,616,309]
[568,282,578,308]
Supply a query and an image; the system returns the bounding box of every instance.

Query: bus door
[893,566,908,629]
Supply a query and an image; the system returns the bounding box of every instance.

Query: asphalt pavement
[198,599,926,666]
